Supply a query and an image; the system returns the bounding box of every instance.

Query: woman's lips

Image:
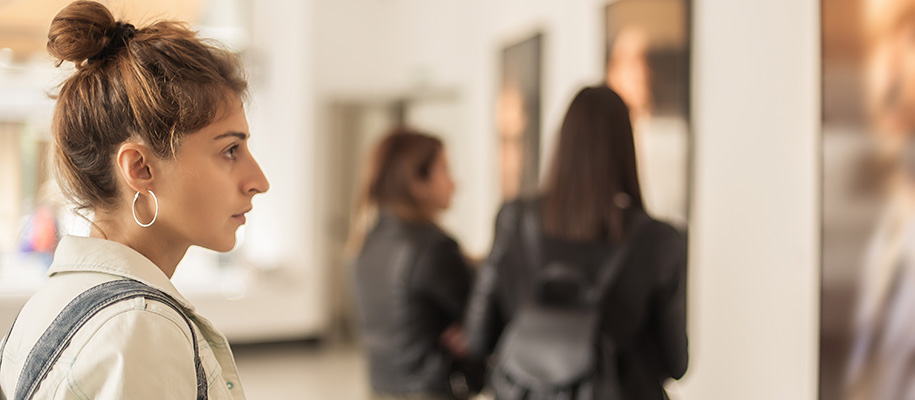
[232,214,246,224]
[232,208,251,224]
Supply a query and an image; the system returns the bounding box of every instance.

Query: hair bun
[47,1,118,65]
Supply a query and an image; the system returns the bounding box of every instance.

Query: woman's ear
[116,142,157,193]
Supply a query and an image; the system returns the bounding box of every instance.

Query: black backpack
[489,202,648,400]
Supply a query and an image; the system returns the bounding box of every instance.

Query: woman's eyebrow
[213,131,249,141]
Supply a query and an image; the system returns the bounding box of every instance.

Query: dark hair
[47,0,247,212]
[542,86,644,242]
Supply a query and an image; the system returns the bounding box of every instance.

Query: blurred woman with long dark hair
[465,86,688,399]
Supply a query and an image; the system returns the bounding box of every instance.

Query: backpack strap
[519,199,544,270]
[2,279,207,400]
[591,212,652,305]
[519,201,652,307]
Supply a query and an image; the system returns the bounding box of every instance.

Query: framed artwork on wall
[604,0,690,228]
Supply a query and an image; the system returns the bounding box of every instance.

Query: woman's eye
[225,145,239,160]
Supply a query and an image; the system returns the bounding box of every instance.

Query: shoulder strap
[591,213,652,305]
[519,199,544,270]
[7,279,207,400]
[519,200,652,300]
[0,316,16,400]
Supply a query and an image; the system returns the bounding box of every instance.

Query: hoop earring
[132,190,158,228]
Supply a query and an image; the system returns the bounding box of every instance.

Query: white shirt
[0,236,246,399]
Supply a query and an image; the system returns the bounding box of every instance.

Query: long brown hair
[47,0,247,212]
[347,127,444,252]
[542,86,644,242]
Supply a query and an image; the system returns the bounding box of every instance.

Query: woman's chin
[201,237,237,253]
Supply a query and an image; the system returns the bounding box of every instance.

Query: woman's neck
[385,204,440,225]
[90,211,188,279]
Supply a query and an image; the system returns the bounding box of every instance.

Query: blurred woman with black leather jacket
[349,127,475,400]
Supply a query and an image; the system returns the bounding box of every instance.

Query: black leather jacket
[465,201,688,399]
[352,212,473,396]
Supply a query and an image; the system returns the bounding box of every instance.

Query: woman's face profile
[868,18,915,138]
[414,151,455,215]
[153,96,270,252]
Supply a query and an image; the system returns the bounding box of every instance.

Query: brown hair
[47,0,247,212]
[363,127,443,220]
[542,86,644,242]
[347,127,444,252]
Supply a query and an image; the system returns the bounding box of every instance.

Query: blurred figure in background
[846,0,915,398]
[605,18,689,228]
[606,26,653,126]
[465,86,687,399]
[349,128,477,400]
[497,83,527,201]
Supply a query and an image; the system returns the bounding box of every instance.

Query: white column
[678,0,820,398]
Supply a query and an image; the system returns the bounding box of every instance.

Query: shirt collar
[48,235,195,312]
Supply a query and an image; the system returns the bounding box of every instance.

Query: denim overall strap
[0,315,17,400]
[11,279,208,400]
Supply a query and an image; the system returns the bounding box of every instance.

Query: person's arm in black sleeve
[412,236,472,322]
[652,230,689,379]
[464,256,500,358]
[464,203,517,358]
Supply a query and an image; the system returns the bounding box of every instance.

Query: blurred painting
[498,33,542,201]
[604,0,689,228]
[821,0,915,398]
